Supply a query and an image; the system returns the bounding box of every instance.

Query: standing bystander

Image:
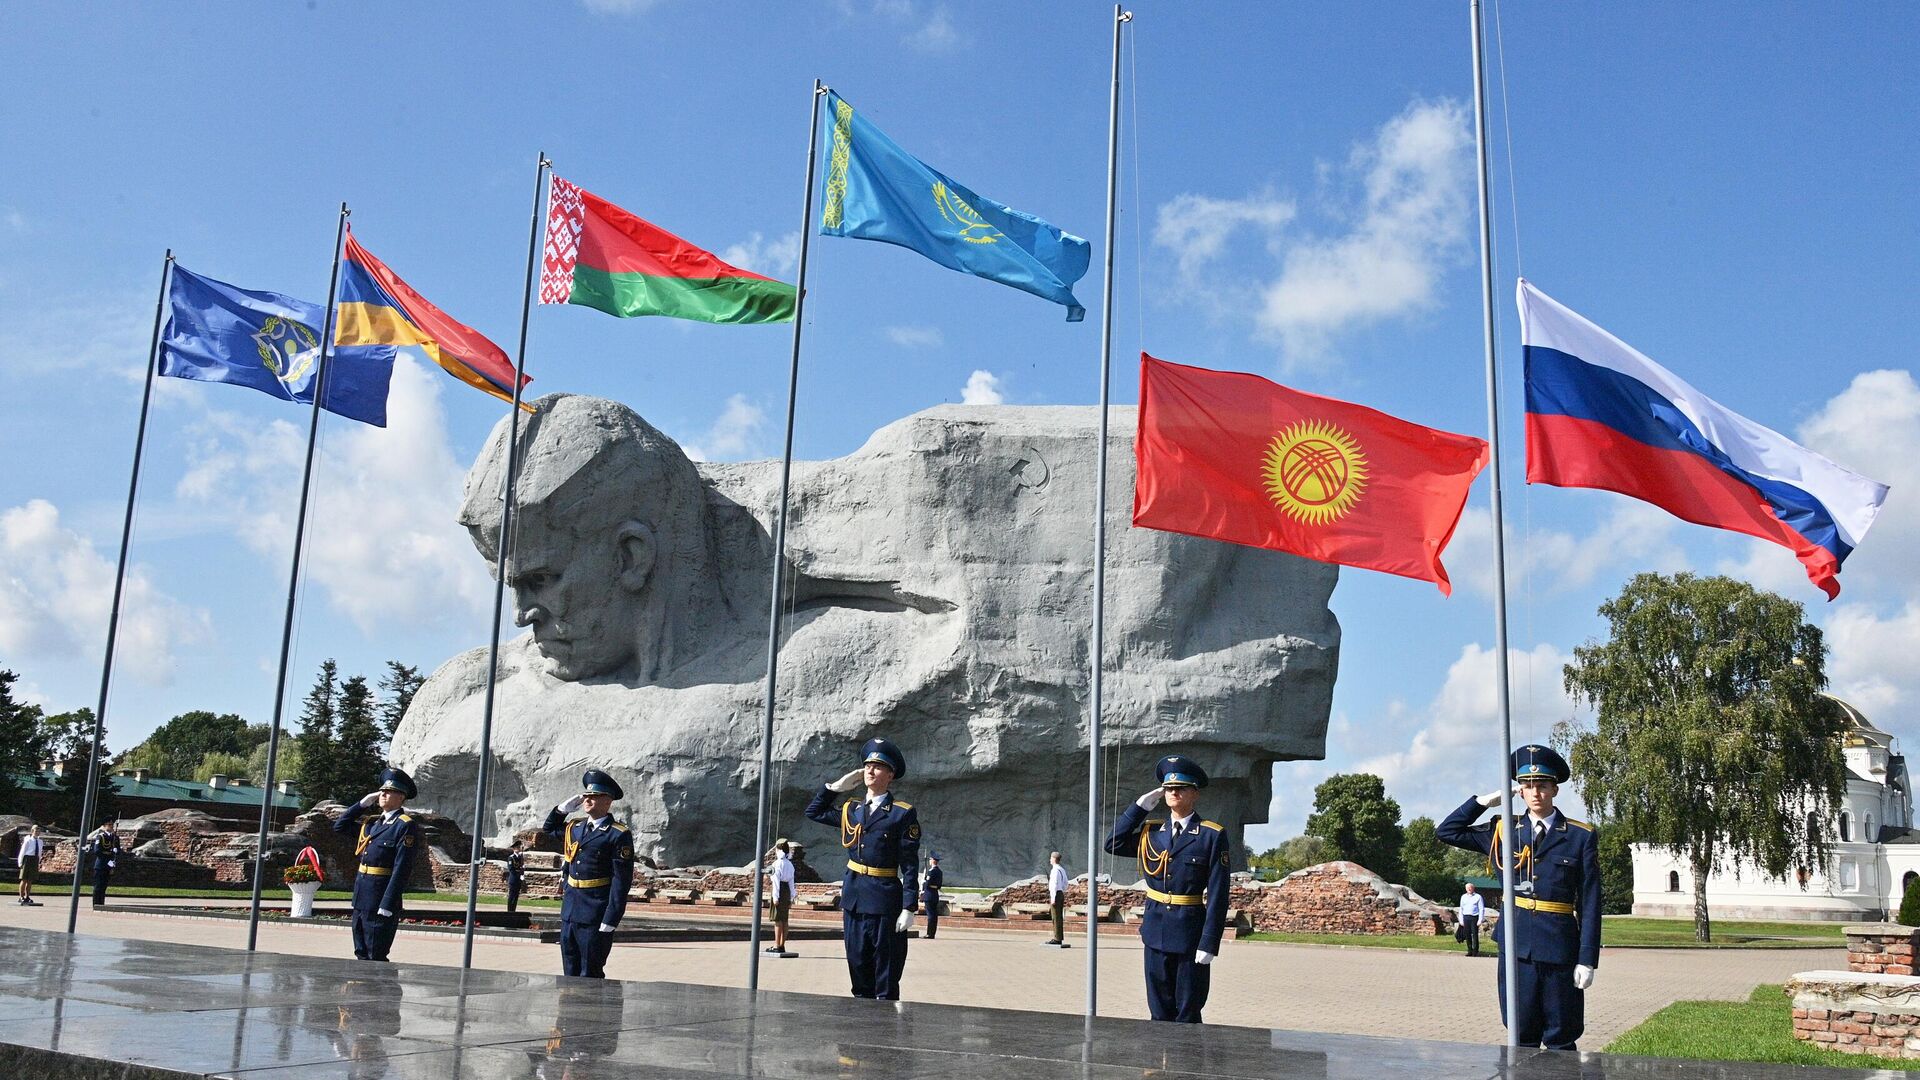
[16,825,45,906]
[1044,852,1070,947]
[1458,882,1485,957]
[766,838,798,957]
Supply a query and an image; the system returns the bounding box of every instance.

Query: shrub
[1898,877,1920,927]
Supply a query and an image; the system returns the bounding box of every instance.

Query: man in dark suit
[331,767,424,961]
[1104,755,1232,1023]
[805,737,921,1000]
[920,852,943,940]
[1439,744,1603,1050]
[540,770,636,978]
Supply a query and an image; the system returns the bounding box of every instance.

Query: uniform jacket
[920,865,943,907]
[804,786,921,916]
[87,831,121,870]
[332,802,422,916]
[540,809,636,927]
[1437,797,1602,968]
[1104,803,1232,956]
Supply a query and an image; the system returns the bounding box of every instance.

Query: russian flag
[1519,279,1888,599]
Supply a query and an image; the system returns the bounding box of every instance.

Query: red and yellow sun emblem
[1261,420,1369,525]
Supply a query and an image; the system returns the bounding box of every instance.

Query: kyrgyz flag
[1134,353,1489,594]
[540,174,796,324]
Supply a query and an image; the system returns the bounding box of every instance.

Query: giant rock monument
[390,394,1339,883]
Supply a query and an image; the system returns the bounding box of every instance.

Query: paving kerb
[3,899,1844,1048]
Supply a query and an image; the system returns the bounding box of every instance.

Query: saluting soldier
[804,737,921,1000]
[86,821,122,908]
[1438,744,1602,1051]
[1105,755,1232,1024]
[540,769,636,979]
[331,767,424,962]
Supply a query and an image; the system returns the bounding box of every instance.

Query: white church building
[1632,698,1920,921]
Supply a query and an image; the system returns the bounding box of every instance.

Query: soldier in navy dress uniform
[540,769,636,979]
[330,767,424,962]
[1104,755,1233,1023]
[1438,744,1603,1051]
[920,852,943,940]
[86,821,122,908]
[804,737,921,1000]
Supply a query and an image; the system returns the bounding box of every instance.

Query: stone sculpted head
[462,394,720,682]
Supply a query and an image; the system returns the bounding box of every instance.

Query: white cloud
[960,370,1005,405]
[580,0,663,13]
[885,325,944,348]
[1259,100,1472,366]
[0,291,153,378]
[0,499,209,684]
[856,0,964,51]
[1825,603,1920,717]
[172,353,492,633]
[1153,192,1295,280]
[1449,501,1690,600]
[908,5,961,51]
[680,393,767,462]
[720,231,800,278]
[3,208,24,233]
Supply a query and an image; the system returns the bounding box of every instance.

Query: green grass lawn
[1243,917,1844,952]
[1607,984,1920,1069]
[1241,930,1497,952]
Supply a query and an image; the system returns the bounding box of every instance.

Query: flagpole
[1085,5,1132,1019]
[748,79,826,994]
[462,152,550,970]
[65,249,172,935]
[1469,0,1520,1049]
[247,204,351,951]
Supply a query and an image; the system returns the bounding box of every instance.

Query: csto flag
[159,263,395,427]
[540,174,796,324]
[1520,279,1888,599]
[818,90,1091,321]
[1134,353,1489,594]
[334,229,530,408]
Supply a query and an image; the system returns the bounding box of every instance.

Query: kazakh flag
[819,90,1091,321]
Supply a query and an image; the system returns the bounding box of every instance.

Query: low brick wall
[1847,924,1920,975]
[1789,970,1920,1059]
[1239,862,1452,935]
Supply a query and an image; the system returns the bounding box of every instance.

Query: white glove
[359,791,381,808]
[1136,789,1164,810]
[377,907,392,918]
[827,769,864,793]
[1475,789,1507,808]
[1195,949,1214,965]
[1573,964,1594,989]
[598,923,617,933]
[108,861,117,869]
[558,794,585,814]
[895,910,915,934]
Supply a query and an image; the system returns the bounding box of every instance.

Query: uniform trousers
[351,911,398,961]
[90,866,112,906]
[505,875,522,913]
[923,900,938,939]
[560,921,614,978]
[1144,945,1210,1023]
[842,912,905,999]
[1497,956,1584,1049]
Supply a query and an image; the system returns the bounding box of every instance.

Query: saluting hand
[827,770,864,793]
[359,792,382,808]
[558,794,585,814]
[1135,789,1164,810]
[1474,789,1509,808]
[1573,964,1595,990]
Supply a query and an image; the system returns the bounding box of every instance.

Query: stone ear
[615,521,656,592]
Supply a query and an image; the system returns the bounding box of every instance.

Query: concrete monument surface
[390,394,1339,883]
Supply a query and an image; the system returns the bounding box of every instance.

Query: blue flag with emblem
[819,90,1091,321]
[159,264,396,427]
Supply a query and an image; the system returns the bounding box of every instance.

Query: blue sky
[3,2,1915,853]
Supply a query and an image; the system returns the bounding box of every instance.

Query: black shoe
[764,946,782,954]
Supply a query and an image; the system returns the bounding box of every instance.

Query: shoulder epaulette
[1199,820,1223,832]
[609,822,631,833]
[1145,820,1164,829]
[892,801,913,810]
[1564,818,1593,832]
[398,814,413,824]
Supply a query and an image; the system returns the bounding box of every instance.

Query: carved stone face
[508,505,655,681]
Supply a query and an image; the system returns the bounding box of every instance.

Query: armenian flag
[335,229,529,407]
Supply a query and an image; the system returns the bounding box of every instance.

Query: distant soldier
[920,852,943,940]
[1438,744,1602,1051]
[1104,755,1231,1023]
[805,737,921,1000]
[331,767,423,961]
[505,842,526,914]
[541,769,636,978]
[86,820,122,908]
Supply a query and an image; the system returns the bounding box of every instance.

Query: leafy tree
[1250,834,1335,878]
[1401,816,1459,901]
[1899,877,1920,928]
[0,669,47,811]
[193,751,252,783]
[246,737,302,791]
[1560,572,1845,942]
[1305,773,1405,882]
[120,710,255,779]
[293,660,340,806]
[1593,816,1635,915]
[378,661,423,739]
[332,674,386,799]
[39,708,116,829]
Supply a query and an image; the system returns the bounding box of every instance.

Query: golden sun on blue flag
[819,90,1091,321]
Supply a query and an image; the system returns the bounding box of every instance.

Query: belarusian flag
[539,174,796,324]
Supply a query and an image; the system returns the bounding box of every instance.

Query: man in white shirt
[1458,882,1485,956]
[765,838,798,957]
[1045,852,1071,947]
[16,825,45,906]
